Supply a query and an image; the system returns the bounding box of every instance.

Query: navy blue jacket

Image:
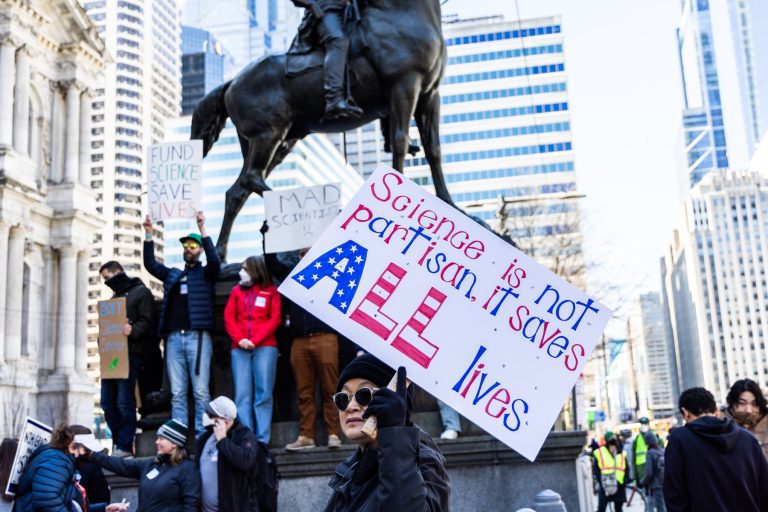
[143,237,220,335]
[664,415,768,512]
[14,446,78,512]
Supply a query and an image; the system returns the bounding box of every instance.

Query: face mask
[640,425,649,433]
[238,269,251,284]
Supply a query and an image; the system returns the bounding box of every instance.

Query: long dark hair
[243,255,272,286]
[726,379,768,416]
[0,438,18,502]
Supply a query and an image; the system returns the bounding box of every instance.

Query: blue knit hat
[157,419,188,447]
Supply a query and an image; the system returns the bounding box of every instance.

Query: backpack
[251,441,278,512]
[600,472,619,497]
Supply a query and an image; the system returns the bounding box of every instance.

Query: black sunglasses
[331,387,378,411]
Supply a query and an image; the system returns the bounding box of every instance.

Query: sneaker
[285,435,316,451]
[327,434,342,449]
[112,447,133,458]
[440,429,459,441]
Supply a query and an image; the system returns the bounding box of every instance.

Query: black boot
[324,98,363,120]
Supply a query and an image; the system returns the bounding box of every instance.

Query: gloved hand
[362,366,411,428]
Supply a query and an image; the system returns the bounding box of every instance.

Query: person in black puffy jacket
[323,354,451,512]
[90,420,200,512]
[13,423,127,512]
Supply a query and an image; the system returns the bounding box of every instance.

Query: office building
[677,0,768,186]
[80,0,182,387]
[627,293,676,418]
[0,0,108,435]
[162,117,363,266]
[662,168,768,401]
[333,15,583,285]
[182,26,225,115]
[182,0,300,75]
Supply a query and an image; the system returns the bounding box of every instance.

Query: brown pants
[290,332,341,438]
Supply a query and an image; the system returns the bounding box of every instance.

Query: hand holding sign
[362,367,411,436]
[143,215,153,234]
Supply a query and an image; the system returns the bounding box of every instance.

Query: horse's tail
[191,80,231,156]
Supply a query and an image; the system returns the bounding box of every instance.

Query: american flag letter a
[292,241,369,313]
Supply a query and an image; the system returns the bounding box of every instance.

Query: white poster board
[264,183,341,253]
[279,165,612,461]
[147,140,203,221]
[5,417,53,496]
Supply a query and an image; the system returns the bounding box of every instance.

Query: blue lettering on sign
[292,241,368,313]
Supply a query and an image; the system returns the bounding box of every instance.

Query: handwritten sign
[5,417,52,496]
[148,141,202,220]
[98,298,129,379]
[264,183,341,253]
[279,165,612,461]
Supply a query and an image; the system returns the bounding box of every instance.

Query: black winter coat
[196,420,259,512]
[323,426,451,512]
[91,452,200,512]
[75,458,111,504]
[106,274,155,354]
[264,252,334,338]
[144,238,220,335]
[664,415,768,512]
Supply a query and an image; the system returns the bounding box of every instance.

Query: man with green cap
[593,430,627,512]
[143,211,221,436]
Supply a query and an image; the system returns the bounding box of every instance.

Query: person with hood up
[638,431,665,511]
[323,354,450,511]
[664,387,768,512]
[99,260,155,457]
[89,420,200,512]
[725,378,768,458]
[195,396,259,512]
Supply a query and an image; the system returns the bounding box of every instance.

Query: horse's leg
[387,76,421,171]
[217,174,251,261]
[263,139,298,181]
[415,89,454,206]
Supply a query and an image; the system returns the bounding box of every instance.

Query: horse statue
[191,0,451,260]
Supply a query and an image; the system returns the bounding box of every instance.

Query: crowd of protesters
[0,210,452,511]
[589,378,768,512]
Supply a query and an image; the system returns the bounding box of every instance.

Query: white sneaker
[327,434,342,449]
[440,429,459,440]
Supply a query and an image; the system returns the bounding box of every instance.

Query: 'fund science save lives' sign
[279,164,612,461]
[147,141,203,221]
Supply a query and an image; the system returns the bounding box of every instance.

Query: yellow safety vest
[635,433,648,466]
[594,446,626,485]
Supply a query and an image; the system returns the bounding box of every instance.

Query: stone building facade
[0,0,108,435]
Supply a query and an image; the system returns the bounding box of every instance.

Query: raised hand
[362,366,410,428]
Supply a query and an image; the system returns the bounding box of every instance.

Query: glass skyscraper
[677,0,768,186]
[181,26,225,115]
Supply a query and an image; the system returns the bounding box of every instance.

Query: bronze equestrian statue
[191,0,451,261]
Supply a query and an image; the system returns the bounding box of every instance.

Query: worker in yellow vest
[593,431,627,512]
[633,416,664,511]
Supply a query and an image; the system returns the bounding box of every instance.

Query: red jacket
[224,283,282,349]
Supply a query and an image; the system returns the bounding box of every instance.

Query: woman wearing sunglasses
[324,354,451,511]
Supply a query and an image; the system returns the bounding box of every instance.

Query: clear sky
[445,0,684,330]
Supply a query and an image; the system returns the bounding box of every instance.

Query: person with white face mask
[633,416,660,512]
[223,255,282,443]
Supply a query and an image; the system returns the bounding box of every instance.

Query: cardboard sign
[148,140,203,220]
[278,165,612,461]
[98,298,129,379]
[5,417,52,496]
[264,183,341,253]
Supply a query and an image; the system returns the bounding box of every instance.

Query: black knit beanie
[336,354,395,392]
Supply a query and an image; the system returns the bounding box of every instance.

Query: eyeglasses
[331,387,378,411]
[182,242,199,249]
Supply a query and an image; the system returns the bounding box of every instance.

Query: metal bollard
[533,489,567,512]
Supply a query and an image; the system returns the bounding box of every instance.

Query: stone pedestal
[36,372,98,428]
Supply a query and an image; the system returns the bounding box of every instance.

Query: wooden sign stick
[361,372,412,440]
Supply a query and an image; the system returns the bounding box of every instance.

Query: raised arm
[91,452,143,480]
[143,215,171,281]
[197,211,221,281]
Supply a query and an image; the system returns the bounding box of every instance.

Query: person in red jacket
[224,255,282,443]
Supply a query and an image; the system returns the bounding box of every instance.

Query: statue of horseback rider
[290,0,364,120]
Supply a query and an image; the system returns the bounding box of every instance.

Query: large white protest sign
[264,183,341,253]
[279,165,612,461]
[148,140,203,221]
[6,417,52,496]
